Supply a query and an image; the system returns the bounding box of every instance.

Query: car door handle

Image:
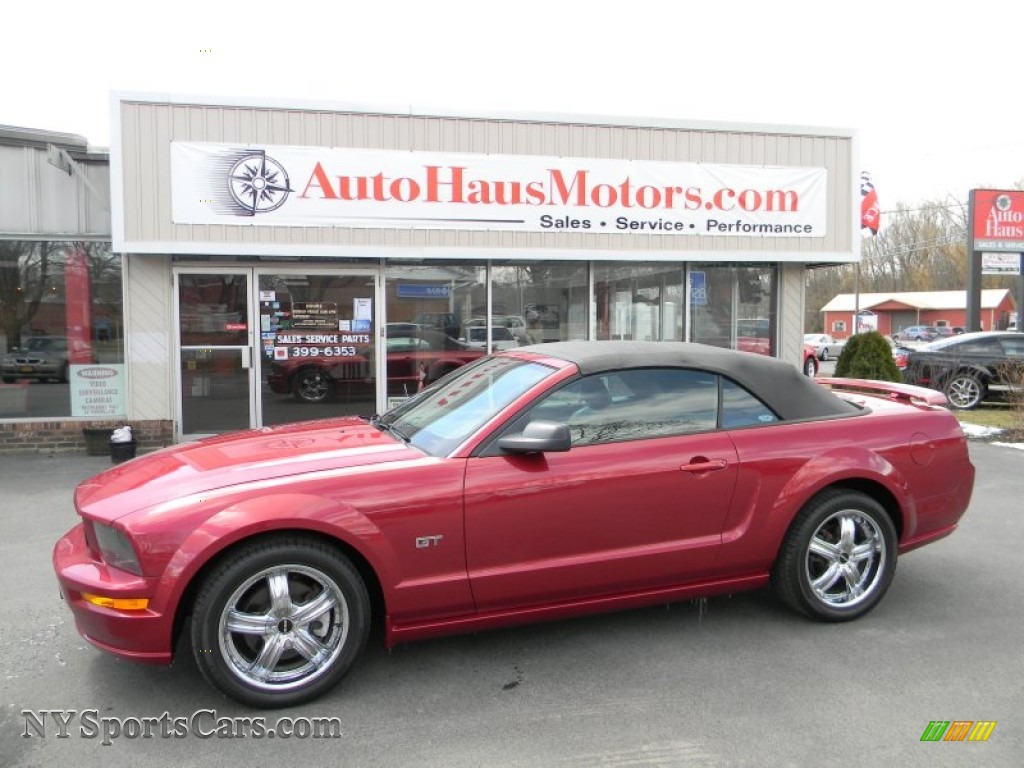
[680,458,728,473]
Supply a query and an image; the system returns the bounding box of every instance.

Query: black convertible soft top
[512,340,858,421]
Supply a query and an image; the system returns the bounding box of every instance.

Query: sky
[4,0,1023,212]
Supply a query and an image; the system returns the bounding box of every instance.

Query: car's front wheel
[819,348,830,362]
[292,368,333,403]
[944,372,985,410]
[191,537,370,708]
[772,490,896,621]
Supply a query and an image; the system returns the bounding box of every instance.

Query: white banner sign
[171,142,828,236]
[981,252,1022,275]
[70,364,126,417]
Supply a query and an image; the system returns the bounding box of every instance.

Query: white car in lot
[803,333,846,361]
[460,325,520,350]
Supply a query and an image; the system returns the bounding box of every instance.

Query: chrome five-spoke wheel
[219,565,349,692]
[192,538,369,707]
[772,490,897,621]
[805,510,885,609]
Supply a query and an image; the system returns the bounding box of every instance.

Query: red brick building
[820,289,1016,339]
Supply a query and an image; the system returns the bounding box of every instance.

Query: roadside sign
[981,252,1022,275]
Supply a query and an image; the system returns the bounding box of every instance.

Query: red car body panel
[53,350,975,667]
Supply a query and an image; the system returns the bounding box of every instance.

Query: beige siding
[778,263,806,367]
[116,99,854,258]
[123,254,173,422]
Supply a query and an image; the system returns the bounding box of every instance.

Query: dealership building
[0,94,859,453]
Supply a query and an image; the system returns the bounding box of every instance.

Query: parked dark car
[54,341,974,707]
[902,331,1024,409]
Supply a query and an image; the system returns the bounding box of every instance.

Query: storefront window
[384,262,487,408]
[594,263,684,341]
[689,265,777,355]
[256,272,378,424]
[491,262,588,344]
[0,240,124,419]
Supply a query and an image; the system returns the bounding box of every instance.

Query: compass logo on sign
[226,151,292,215]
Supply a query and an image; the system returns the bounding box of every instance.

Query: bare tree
[806,195,1019,330]
[0,241,57,350]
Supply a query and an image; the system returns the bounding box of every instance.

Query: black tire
[803,356,818,377]
[772,489,897,621]
[819,348,830,362]
[292,368,333,403]
[58,363,69,383]
[191,536,370,708]
[944,372,985,410]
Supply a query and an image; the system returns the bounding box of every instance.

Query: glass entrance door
[256,271,379,425]
[176,271,254,437]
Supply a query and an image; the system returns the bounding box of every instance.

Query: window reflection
[0,241,123,418]
[491,262,588,344]
[689,265,776,355]
[593,263,684,341]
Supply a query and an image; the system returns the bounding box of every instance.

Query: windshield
[25,337,66,352]
[379,356,555,455]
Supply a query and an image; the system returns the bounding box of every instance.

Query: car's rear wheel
[944,372,984,410]
[292,368,333,403]
[772,490,896,621]
[820,348,830,362]
[191,537,370,708]
[803,356,818,377]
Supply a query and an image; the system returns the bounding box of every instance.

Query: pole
[1016,254,1023,331]
[966,189,982,331]
[854,263,861,336]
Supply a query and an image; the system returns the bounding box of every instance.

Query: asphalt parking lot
[1,439,1021,768]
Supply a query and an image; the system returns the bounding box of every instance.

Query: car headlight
[91,522,143,575]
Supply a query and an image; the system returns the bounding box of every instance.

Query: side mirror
[497,420,571,454]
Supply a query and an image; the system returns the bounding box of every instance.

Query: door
[463,368,739,612]
[176,271,254,437]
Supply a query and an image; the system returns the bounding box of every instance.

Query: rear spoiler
[816,377,949,406]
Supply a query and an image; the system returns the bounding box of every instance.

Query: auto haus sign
[972,189,1024,252]
[171,142,827,236]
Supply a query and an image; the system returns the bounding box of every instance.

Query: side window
[999,338,1024,358]
[956,339,1000,354]
[721,378,778,428]
[523,369,720,447]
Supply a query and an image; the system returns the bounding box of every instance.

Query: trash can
[109,439,137,464]
[109,425,137,464]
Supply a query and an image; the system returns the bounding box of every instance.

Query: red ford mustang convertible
[53,342,975,707]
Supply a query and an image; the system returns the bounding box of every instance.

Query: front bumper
[53,523,173,664]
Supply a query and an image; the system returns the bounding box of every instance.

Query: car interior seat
[572,377,612,419]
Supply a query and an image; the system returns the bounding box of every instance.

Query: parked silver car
[1,337,70,383]
[803,333,845,361]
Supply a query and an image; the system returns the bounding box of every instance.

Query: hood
[75,417,416,522]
